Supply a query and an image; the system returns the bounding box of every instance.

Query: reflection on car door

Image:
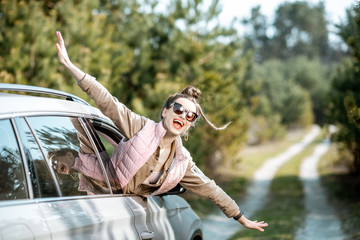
[0,118,51,239]
[25,116,139,239]
[89,119,176,240]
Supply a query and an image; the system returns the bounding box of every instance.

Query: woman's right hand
[56,31,72,68]
[55,31,86,81]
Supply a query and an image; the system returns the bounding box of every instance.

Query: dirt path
[295,138,345,240]
[201,125,321,240]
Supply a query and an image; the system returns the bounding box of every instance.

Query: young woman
[56,31,268,232]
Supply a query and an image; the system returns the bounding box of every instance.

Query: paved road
[201,125,321,240]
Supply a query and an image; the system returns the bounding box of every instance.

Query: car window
[85,119,123,193]
[26,116,113,196]
[14,118,58,198]
[0,119,28,200]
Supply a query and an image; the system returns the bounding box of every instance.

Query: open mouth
[173,118,184,129]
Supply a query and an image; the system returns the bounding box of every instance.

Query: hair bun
[181,86,201,100]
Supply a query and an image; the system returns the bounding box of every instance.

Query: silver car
[0,83,203,240]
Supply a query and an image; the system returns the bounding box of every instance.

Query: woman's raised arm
[56,31,86,82]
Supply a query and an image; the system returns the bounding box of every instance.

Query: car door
[0,118,52,240]
[88,118,176,240]
[22,115,139,239]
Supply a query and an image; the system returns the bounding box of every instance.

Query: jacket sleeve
[77,74,147,139]
[180,160,241,218]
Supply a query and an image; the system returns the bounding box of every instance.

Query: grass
[229,132,325,240]
[318,145,360,240]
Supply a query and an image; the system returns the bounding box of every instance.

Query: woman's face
[162,97,197,136]
[54,151,75,175]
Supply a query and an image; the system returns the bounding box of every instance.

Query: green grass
[229,132,324,239]
[318,145,360,240]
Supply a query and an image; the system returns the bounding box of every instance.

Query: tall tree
[329,3,360,173]
[241,5,271,62]
[272,1,329,61]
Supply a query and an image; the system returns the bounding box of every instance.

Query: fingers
[56,31,65,49]
[254,221,268,232]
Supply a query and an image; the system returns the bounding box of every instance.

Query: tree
[329,3,360,173]
[241,5,271,62]
[284,56,331,124]
[242,2,331,62]
[252,59,313,128]
[272,1,329,61]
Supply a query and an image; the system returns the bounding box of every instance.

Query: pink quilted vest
[111,119,191,196]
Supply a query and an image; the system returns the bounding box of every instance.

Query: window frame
[10,118,34,199]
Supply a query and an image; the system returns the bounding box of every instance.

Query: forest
[1,0,360,178]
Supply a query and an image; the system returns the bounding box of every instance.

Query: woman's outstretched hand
[55,31,85,81]
[238,215,268,232]
[56,31,72,67]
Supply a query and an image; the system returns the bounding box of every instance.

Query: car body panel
[162,195,203,240]
[37,196,139,240]
[126,196,176,240]
[0,200,51,240]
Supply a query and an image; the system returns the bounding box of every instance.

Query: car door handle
[141,231,155,239]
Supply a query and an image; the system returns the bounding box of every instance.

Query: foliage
[242,2,333,63]
[284,56,332,124]
[329,58,360,173]
[248,59,314,127]
[329,3,360,173]
[272,1,329,61]
[241,2,336,130]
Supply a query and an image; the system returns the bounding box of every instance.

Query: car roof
[0,84,106,120]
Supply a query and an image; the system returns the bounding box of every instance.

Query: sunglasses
[169,102,198,122]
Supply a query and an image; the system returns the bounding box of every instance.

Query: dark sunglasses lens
[186,112,195,121]
[173,103,184,115]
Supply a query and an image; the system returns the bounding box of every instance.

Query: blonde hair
[161,86,231,130]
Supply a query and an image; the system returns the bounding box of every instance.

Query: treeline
[1,0,359,174]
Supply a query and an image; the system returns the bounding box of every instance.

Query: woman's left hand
[237,215,268,232]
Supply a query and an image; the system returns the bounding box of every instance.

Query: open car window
[81,118,123,194]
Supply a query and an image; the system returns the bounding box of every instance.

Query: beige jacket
[78,74,241,218]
